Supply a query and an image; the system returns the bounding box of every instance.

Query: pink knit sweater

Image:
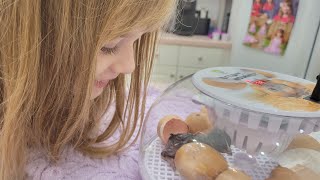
[26,88,161,180]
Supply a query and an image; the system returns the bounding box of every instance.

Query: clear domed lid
[139,68,320,180]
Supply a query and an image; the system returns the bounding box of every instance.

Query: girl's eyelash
[101,46,119,55]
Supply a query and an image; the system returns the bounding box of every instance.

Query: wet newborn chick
[161,128,232,160]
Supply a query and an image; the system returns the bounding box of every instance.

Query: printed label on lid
[192,67,320,117]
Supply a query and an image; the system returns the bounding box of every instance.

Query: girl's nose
[109,44,135,74]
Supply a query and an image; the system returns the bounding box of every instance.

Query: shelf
[159,33,232,49]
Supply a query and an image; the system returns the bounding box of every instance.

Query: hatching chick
[194,128,232,155]
[161,128,232,161]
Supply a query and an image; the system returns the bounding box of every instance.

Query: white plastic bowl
[192,67,320,156]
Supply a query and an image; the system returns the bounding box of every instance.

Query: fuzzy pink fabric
[26,87,162,180]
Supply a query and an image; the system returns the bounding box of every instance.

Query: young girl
[258,23,268,36]
[244,33,259,44]
[249,21,258,34]
[264,29,285,55]
[0,0,176,179]
[263,0,275,19]
[251,0,263,17]
[257,23,268,48]
[274,1,295,23]
[281,4,295,23]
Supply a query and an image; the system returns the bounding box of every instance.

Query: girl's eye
[101,46,119,55]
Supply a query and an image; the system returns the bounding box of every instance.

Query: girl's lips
[95,80,109,88]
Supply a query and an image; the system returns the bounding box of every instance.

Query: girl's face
[91,30,145,99]
[256,0,261,3]
[282,3,291,14]
[267,0,273,3]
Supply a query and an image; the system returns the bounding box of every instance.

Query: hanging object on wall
[243,0,300,56]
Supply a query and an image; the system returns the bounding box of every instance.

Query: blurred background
[150,0,320,90]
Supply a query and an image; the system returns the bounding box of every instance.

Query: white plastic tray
[140,137,278,180]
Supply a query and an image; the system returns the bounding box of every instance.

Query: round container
[192,67,320,156]
[139,67,320,180]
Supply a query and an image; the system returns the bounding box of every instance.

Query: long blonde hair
[0,0,176,179]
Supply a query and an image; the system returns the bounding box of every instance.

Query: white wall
[229,0,320,78]
[306,27,320,82]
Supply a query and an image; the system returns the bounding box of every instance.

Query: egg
[265,166,299,180]
[291,165,320,180]
[200,106,208,115]
[185,111,213,133]
[266,165,320,180]
[174,142,228,180]
[287,134,320,152]
[278,148,320,174]
[157,115,189,144]
[216,168,252,180]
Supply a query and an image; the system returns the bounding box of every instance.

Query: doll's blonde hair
[0,0,176,179]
